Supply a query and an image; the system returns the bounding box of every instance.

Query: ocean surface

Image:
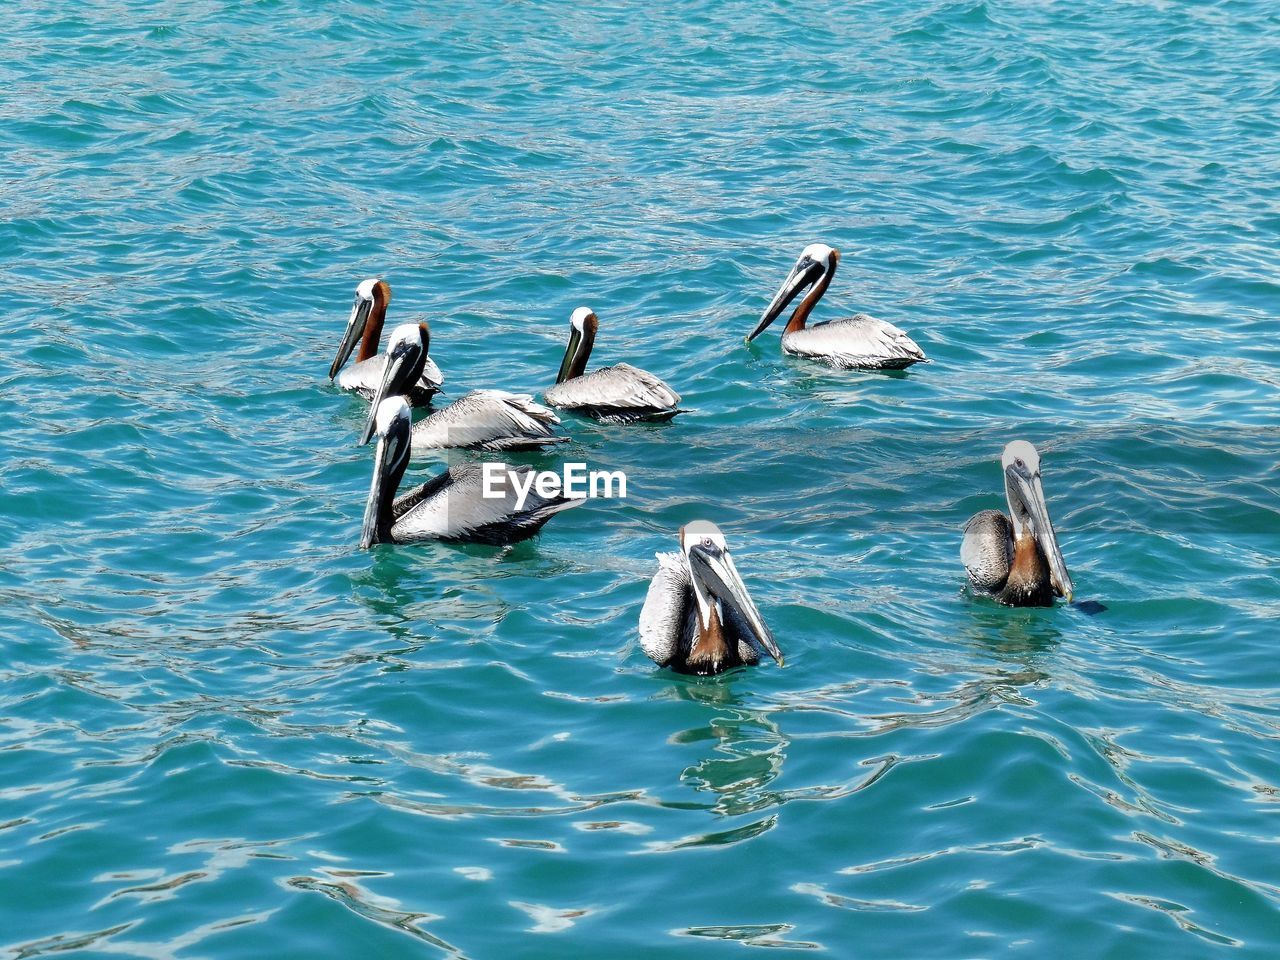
[3,1,1279,957]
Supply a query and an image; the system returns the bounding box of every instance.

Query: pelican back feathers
[782,315,926,370]
[410,390,567,453]
[545,363,682,423]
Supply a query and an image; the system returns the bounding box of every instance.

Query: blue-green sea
[3,1,1279,957]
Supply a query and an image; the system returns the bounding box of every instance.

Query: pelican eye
[1016,458,1026,469]
[702,537,714,548]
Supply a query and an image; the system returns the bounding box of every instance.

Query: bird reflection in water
[657,680,789,823]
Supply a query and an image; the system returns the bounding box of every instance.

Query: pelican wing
[961,510,1014,593]
[638,551,691,667]
[545,364,681,418]
[335,355,386,396]
[782,315,926,370]
[337,353,445,403]
[391,468,453,522]
[420,356,445,392]
[410,390,565,452]
[392,463,582,545]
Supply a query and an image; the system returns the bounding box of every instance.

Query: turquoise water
[3,0,1279,956]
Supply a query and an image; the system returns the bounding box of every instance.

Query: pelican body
[358,324,566,454]
[747,244,926,370]
[329,278,443,405]
[638,522,782,675]
[361,397,582,547]
[962,441,1074,607]
[544,308,682,423]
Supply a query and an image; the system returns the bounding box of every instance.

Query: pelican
[358,324,566,453]
[329,278,444,404]
[544,307,682,422]
[638,521,782,675]
[961,440,1074,607]
[746,244,927,370]
[361,397,583,547]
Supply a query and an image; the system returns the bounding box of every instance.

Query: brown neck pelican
[962,441,1074,607]
[638,522,782,676]
[358,324,567,453]
[361,397,583,547]
[329,278,444,405]
[544,307,682,422]
[747,244,926,370]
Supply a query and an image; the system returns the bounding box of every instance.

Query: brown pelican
[638,522,782,675]
[358,324,566,453]
[746,244,926,370]
[962,441,1074,607]
[329,278,444,404]
[544,308,682,422]
[361,397,583,547]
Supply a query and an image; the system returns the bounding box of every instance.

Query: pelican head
[747,243,840,342]
[679,521,783,666]
[1001,440,1073,602]
[556,306,600,384]
[360,396,413,549]
[330,278,391,380]
[359,322,429,445]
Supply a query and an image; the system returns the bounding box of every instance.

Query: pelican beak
[358,341,416,446]
[688,544,783,665]
[359,441,386,550]
[556,325,585,385]
[359,428,399,549]
[360,398,410,549]
[747,255,823,343]
[1008,465,1074,602]
[330,295,373,380]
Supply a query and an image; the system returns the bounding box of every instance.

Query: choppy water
[3,1,1279,956]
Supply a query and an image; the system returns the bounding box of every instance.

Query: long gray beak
[359,433,390,549]
[747,257,822,343]
[556,325,584,384]
[688,545,783,665]
[1009,467,1074,602]
[358,345,416,446]
[330,297,372,380]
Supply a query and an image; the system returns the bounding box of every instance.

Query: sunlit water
[3,1,1279,957]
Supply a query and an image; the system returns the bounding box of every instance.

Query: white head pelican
[961,440,1074,607]
[329,278,444,404]
[638,521,782,675]
[747,244,927,370]
[358,324,567,454]
[543,307,683,422]
[360,397,583,547]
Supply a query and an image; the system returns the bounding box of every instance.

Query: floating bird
[746,244,926,370]
[638,521,782,675]
[360,397,582,547]
[358,324,566,453]
[961,440,1074,607]
[329,278,444,404]
[544,307,682,423]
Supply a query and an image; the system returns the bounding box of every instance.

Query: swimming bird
[638,521,782,675]
[329,278,444,404]
[360,397,582,547]
[543,307,682,422]
[358,323,566,453]
[961,440,1074,607]
[746,244,926,370]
